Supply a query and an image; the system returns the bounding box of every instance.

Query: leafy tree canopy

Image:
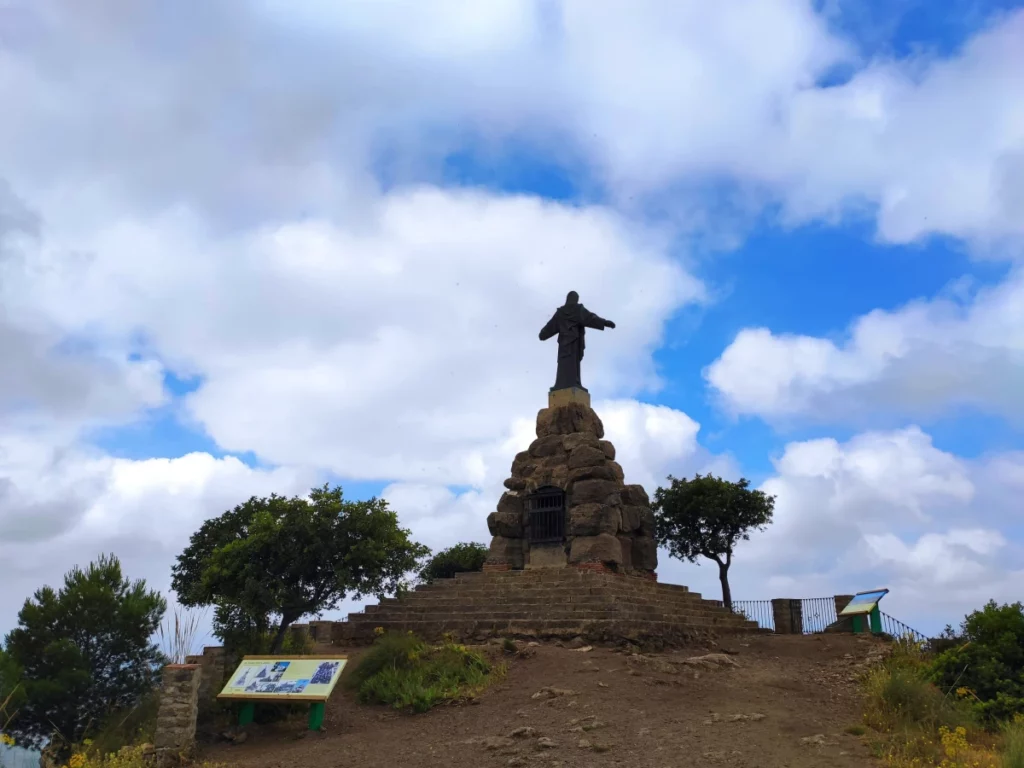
[3,554,165,750]
[930,600,1024,723]
[652,473,775,608]
[419,542,488,584]
[172,484,430,652]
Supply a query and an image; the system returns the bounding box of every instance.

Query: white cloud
[0,428,315,639]
[4,189,700,485]
[3,2,1022,248]
[705,268,1024,423]
[665,427,1024,634]
[0,184,166,427]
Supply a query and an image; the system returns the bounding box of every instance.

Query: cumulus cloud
[2,2,1022,248]
[0,183,166,427]
[672,427,1024,633]
[0,428,316,638]
[4,190,701,485]
[705,269,1024,424]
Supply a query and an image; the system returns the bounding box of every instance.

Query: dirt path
[201,634,885,768]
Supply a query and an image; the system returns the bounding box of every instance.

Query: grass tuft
[1002,717,1024,768]
[158,604,207,665]
[346,631,504,713]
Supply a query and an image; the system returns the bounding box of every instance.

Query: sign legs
[869,606,882,634]
[308,702,325,731]
[238,702,255,726]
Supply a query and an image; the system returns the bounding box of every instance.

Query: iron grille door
[527,486,566,544]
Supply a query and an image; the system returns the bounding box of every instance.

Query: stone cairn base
[328,568,762,647]
[485,395,657,577]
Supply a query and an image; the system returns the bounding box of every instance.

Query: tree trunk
[718,562,732,612]
[269,616,293,654]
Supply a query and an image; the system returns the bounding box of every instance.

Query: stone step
[335,616,762,640]
[399,583,704,598]
[352,606,745,626]
[346,609,758,629]
[362,601,737,619]
[436,572,693,595]
[377,592,729,614]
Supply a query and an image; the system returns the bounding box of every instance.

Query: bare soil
[200,633,885,768]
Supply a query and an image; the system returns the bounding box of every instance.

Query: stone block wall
[485,400,658,577]
[824,594,858,633]
[771,598,804,635]
[154,664,201,765]
[184,645,227,727]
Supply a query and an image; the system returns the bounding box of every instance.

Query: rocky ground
[200,633,887,768]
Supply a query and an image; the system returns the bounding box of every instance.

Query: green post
[851,615,864,634]
[238,701,255,726]
[869,606,882,634]
[308,702,325,731]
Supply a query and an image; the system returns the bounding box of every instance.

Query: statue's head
[565,291,579,305]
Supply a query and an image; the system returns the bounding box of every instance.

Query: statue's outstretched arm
[539,312,559,340]
[581,307,615,330]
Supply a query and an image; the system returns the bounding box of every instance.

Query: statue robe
[539,302,613,391]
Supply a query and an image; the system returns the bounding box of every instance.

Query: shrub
[418,543,488,584]
[931,601,1024,725]
[863,638,983,766]
[347,631,501,713]
[81,692,160,760]
[864,663,974,735]
[64,744,228,768]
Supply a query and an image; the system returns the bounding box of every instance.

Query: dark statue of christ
[539,291,616,392]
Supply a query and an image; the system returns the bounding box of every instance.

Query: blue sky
[1,0,1023,642]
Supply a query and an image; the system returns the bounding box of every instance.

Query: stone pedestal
[485,397,657,578]
[771,598,803,635]
[526,544,567,569]
[548,387,591,408]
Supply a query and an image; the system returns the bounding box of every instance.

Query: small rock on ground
[531,686,578,700]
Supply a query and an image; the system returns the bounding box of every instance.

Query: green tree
[172,484,430,653]
[3,554,165,750]
[652,474,775,610]
[930,600,1024,724]
[419,542,487,584]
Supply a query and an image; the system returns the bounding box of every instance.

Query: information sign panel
[218,655,347,702]
[839,589,889,616]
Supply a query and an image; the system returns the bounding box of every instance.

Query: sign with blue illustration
[839,588,889,616]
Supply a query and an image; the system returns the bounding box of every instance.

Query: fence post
[771,599,803,634]
[154,664,202,766]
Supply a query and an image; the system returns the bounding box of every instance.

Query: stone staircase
[327,569,764,648]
